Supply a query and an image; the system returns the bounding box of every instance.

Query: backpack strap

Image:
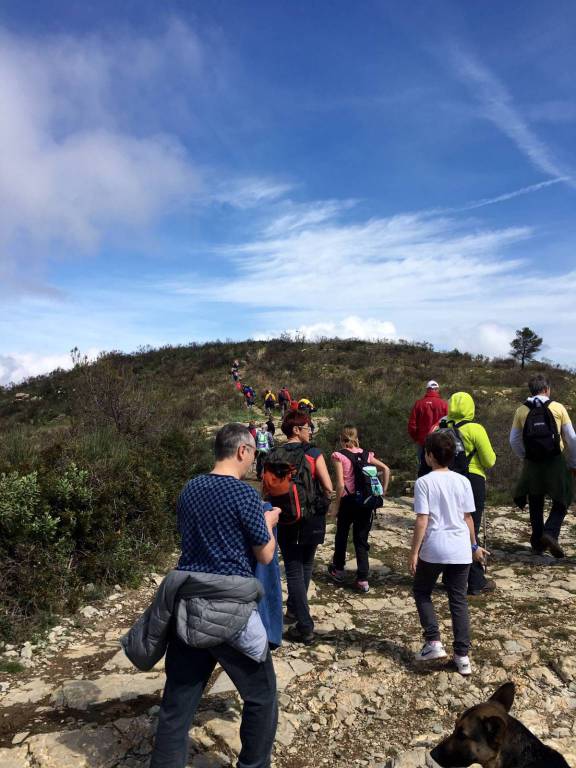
[452,421,477,464]
[339,448,369,495]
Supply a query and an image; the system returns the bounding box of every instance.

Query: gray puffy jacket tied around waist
[121,570,264,671]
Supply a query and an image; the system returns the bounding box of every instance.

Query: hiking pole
[483,505,488,575]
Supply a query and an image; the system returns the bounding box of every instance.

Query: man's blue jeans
[150,636,278,768]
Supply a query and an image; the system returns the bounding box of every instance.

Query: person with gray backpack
[328,425,390,593]
[510,374,576,558]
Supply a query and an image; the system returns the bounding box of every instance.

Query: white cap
[426,380,439,389]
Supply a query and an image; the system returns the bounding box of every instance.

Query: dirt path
[2,499,576,768]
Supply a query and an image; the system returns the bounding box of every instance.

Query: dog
[430,682,569,767]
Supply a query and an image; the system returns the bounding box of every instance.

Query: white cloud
[450,47,575,188]
[0,349,100,387]
[453,322,516,358]
[258,316,397,342]
[0,24,205,294]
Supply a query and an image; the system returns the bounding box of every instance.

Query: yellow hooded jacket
[447,392,496,479]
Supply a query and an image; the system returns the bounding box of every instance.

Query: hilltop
[1,337,575,644]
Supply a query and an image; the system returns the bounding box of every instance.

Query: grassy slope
[0,338,574,643]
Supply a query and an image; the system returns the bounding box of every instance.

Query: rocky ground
[1,498,576,768]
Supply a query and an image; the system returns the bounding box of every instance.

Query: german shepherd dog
[430,682,569,767]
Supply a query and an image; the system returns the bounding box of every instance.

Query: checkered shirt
[176,474,270,577]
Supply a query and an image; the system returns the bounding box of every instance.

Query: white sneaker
[454,655,472,676]
[415,641,447,661]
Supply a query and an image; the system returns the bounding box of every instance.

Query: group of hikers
[124,369,576,768]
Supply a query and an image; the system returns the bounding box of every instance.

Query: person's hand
[409,552,419,576]
[265,507,281,528]
[473,546,490,564]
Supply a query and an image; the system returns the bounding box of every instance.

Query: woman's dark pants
[332,495,374,581]
[278,540,317,635]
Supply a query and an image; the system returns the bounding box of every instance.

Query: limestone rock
[51,672,165,710]
[27,726,129,768]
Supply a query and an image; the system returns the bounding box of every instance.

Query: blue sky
[1,0,575,383]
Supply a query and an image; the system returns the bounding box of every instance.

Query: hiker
[248,420,257,440]
[142,423,281,768]
[328,426,390,592]
[297,397,315,414]
[422,393,497,596]
[408,380,448,474]
[262,411,334,645]
[263,389,277,416]
[243,385,256,410]
[266,416,276,437]
[510,374,576,558]
[410,431,489,677]
[278,386,292,415]
[256,423,274,481]
[231,359,240,381]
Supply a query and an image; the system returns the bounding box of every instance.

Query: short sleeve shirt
[177,474,270,577]
[414,470,475,564]
[512,399,572,451]
[332,448,375,495]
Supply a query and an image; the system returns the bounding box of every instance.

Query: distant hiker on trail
[408,380,448,471]
[132,423,280,768]
[328,426,390,593]
[298,398,316,435]
[421,392,497,596]
[277,386,292,415]
[243,385,256,409]
[266,416,275,437]
[297,397,315,415]
[410,431,489,677]
[510,374,576,558]
[235,378,243,392]
[263,389,277,416]
[256,423,274,480]
[262,411,334,645]
[231,359,240,382]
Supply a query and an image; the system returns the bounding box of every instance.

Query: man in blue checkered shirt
[151,423,280,768]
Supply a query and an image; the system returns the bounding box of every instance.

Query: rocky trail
[2,496,576,768]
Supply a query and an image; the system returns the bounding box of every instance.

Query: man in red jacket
[408,380,448,447]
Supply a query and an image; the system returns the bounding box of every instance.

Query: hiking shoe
[454,655,472,676]
[540,534,565,559]
[285,625,315,646]
[354,580,370,593]
[328,564,345,583]
[468,578,497,596]
[414,641,447,661]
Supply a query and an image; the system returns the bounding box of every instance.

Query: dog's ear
[489,682,515,712]
[483,714,508,749]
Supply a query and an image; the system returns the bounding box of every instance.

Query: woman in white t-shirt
[328,425,390,592]
[409,431,489,676]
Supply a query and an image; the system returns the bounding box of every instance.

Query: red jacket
[408,390,448,446]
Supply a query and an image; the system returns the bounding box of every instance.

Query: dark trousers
[413,559,471,657]
[528,495,567,546]
[467,473,487,593]
[150,637,278,768]
[279,540,317,634]
[256,451,266,480]
[332,496,374,581]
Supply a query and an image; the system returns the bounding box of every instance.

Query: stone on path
[2,678,54,706]
[51,672,165,710]
[0,746,31,768]
[27,726,129,768]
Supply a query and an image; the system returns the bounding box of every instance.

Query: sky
[1,0,575,384]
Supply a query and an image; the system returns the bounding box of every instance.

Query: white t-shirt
[414,470,475,564]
